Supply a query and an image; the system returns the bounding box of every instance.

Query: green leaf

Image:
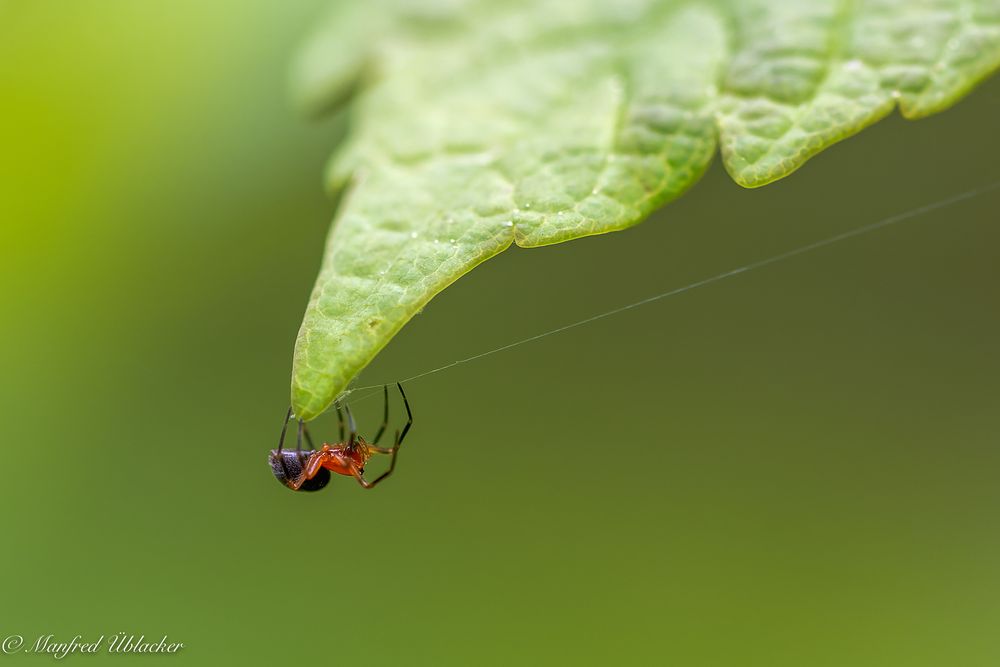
[290,0,1000,421]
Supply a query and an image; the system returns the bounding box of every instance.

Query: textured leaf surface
[290,0,1000,420]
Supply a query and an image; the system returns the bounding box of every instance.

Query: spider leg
[275,407,293,481]
[344,403,357,447]
[288,451,327,491]
[350,382,414,488]
[335,403,345,442]
[349,444,399,489]
[276,407,293,453]
[349,464,374,489]
[355,428,407,488]
[296,419,308,466]
[396,382,413,447]
[302,421,316,450]
[371,385,389,445]
[368,383,413,454]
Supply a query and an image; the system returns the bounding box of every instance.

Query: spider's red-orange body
[270,383,412,493]
[304,442,371,479]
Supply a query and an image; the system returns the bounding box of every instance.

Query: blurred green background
[2,2,1000,665]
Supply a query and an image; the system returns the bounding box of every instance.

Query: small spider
[269,382,412,492]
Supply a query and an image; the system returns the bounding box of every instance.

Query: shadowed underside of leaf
[290,0,1000,420]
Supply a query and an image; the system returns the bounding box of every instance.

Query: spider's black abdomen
[268,450,331,492]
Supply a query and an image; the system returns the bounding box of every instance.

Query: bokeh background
[2,2,1000,665]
